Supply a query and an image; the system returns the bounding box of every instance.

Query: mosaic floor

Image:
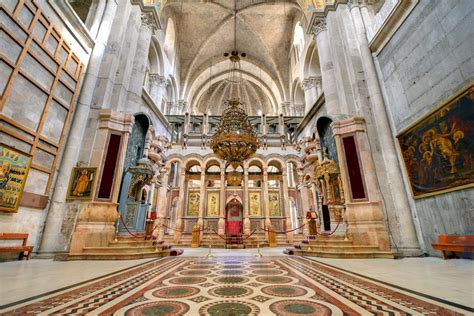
[0,256,471,315]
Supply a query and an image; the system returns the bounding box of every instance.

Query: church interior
[0,0,473,314]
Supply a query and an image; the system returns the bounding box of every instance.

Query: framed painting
[397,84,474,198]
[269,191,281,216]
[249,191,262,216]
[0,144,32,213]
[187,191,200,216]
[207,191,219,217]
[66,167,98,200]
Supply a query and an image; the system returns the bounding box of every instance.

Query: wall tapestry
[0,144,31,212]
[66,167,97,200]
[249,191,262,216]
[187,191,200,216]
[398,85,474,198]
[269,191,281,216]
[207,191,219,217]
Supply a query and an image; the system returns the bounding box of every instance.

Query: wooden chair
[0,233,34,260]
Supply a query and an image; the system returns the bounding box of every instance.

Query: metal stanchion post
[206,228,213,258]
[256,228,263,258]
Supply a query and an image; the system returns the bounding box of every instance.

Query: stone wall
[376,0,474,255]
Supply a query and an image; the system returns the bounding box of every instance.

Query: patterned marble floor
[0,255,471,315]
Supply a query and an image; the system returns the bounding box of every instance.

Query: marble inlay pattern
[0,256,470,315]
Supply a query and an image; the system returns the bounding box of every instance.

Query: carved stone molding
[149,74,168,88]
[312,19,327,37]
[141,12,156,31]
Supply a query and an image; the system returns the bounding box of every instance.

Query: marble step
[108,240,157,247]
[284,249,395,259]
[301,239,353,245]
[66,251,176,261]
[83,245,172,254]
[294,245,381,252]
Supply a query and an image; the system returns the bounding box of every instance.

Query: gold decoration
[249,191,262,216]
[210,99,259,168]
[207,191,219,216]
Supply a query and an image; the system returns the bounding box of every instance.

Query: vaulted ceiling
[160,0,303,115]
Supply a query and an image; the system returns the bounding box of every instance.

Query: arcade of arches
[0,0,473,314]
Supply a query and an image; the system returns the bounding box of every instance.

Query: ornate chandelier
[210,99,259,169]
[210,0,258,168]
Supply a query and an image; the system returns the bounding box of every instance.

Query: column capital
[141,12,156,31]
[149,74,168,88]
[312,18,327,37]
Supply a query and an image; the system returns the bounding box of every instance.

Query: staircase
[66,236,184,260]
[284,235,395,259]
[225,234,244,249]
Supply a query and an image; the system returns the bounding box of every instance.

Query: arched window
[68,0,106,36]
[164,18,176,61]
[293,22,305,63]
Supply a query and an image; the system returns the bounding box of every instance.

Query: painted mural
[66,167,97,200]
[249,191,262,216]
[207,191,219,216]
[0,144,31,212]
[269,191,281,216]
[187,191,200,216]
[398,85,474,198]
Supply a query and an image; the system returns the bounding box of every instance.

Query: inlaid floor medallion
[1,256,469,315]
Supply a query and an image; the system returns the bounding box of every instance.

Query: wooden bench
[432,235,474,259]
[0,233,34,260]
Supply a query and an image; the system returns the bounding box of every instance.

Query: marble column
[281,168,293,243]
[155,169,169,241]
[262,168,271,236]
[297,182,310,237]
[350,4,420,254]
[38,0,119,257]
[313,19,339,115]
[243,167,250,235]
[127,12,154,107]
[174,167,186,243]
[218,169,226,235]
[197,170,206,239]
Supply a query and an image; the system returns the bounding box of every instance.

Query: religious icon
[187,191,200,216]
[398,85,474,198]
[0,144,32,213]
[249,191,262,216]
[207,191,219,216]
[66,167,97,200]
[268,192,281,216]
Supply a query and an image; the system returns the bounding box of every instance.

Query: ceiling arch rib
[190,68,279,115]
[187,59,282,110]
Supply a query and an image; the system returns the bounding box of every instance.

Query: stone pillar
[177,100,188,115]
[174,167,186,243]
[298,182,310,237]
[197,170,206,239]
[149,74,168,108]
[38,0,119,257]
[281,168,293,243]
[243,167,250,235]
[127,12,155,107]
[262,168,271,234]
[313,19,339,115]
[349,5,420,255]
[302,79,315,114]
[155,169,169,241]
[218,169,226,235]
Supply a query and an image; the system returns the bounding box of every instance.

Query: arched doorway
[225,198,243,234]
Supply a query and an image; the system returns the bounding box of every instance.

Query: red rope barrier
[243,228,258,240]
[119,214,147,238]
[316,218,342,236]
[211,228,227,241]
[259,222,307,234]
[161,223,185,233]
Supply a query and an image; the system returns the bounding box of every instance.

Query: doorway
[225,198,242,234]
[322,204,331,231]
